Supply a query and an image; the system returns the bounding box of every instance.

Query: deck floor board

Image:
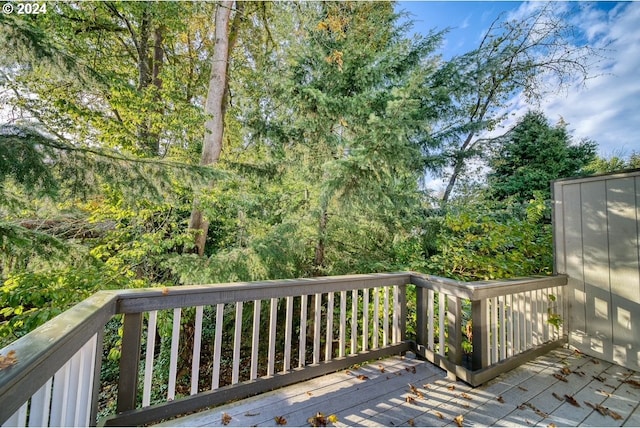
[159,348,639,427]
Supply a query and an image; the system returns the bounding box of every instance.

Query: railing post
[116,312,143,414]
[471,299,488,370]
[415,286,427,354]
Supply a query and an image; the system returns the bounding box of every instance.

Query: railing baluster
[383,286,389,347]
[212,303,224,389]
[28,379,52,427]
[339,291,346,358]
[428,289,434,351]
[250,300,261,380]
[268,298,278,375]
[438,292,445,356]
[351,289,358,355]
[362,288,369,351]
[75,335,96,426]
[50,362,70,426]
[3,403,27,428]
[392,286,400,344]
[191,306,204,395]
[499,296,506,361]
[313,293,321,364]
[491,297,498,364]
[142,311,157,407]
[284,296,294,371]
[507,294,514,358]
[298,295,307,367]
[232,302,243,384]
[325,292,334,361]
[373,287,379,349]
[168,308,181,401]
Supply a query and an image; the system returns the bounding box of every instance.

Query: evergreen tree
[487,111,596,202]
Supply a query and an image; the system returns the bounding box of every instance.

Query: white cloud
[534,2,640,157]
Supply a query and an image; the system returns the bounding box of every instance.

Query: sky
[395,1,640,160]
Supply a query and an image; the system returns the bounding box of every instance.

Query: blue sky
[395,1,640,160]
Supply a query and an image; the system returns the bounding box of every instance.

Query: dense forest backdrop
[0,1,638,348]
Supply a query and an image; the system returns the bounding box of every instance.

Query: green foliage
[425,194,553,281]
[487,111,597,202]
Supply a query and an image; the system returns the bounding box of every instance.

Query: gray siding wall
[553,170,640,371]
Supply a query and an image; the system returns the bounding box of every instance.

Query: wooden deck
[160,347,640,427]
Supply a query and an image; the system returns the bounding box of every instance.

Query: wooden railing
[0,272,567,427]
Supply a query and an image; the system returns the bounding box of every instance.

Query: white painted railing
[0,272,567,427]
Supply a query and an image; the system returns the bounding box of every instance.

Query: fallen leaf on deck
[552,392,563,401]
[597,389,611,397]
[564,394,580,407]
[461,392,472,400]
[406,396,416,404]
[221,412,232,425]
[496,396,505,403]
[454,414,464,427]
[448,385,456,391]
[423,383,431,389]
[517,386,528,391]
[561,367,571,375]
[357,374,369,381]
[608,410,623,420]
[408,418,415,427]
[379,365,385,373]
[308,412,327,427]
[585,401,607,416]
[162,287,169,295]
[274,416,287,425]
[553,373,568,382]
[0,350,17,370]
[434,411,444,419]
[548,423,556,428]
[624,379,640,388]
[307,391,313,396]
[353,364,360,369]
[345,370,353,376]
[574,370,585,377]
[327,414,338,424]
[592,375,606,382]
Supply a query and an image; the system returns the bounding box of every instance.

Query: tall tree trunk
[188,1,234,256]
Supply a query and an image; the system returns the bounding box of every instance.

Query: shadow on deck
[163,348,640,427]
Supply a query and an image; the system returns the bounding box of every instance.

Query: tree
[487,111,596,202]
[431,3,603,202]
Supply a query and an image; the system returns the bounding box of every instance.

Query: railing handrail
[115,272,412,313]
[410,272,567,300]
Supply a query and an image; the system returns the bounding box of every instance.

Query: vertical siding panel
[562,183,587,346]
[581,180,613,359]
[608,177,640,367]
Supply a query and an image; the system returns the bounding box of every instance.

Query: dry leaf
[423,383,431,389]
[561,367,572,375]
[454,414,464,427]
[408,418,415,427]
[564,394,580,407]
[496,396,505,403]
[306,391,313,396]
[585,401,607,416]
[0,350,18,370]
[308,412,327,427]
[379,365,385,373]
[461,392,472,400]
[357,374,369,381]
[274,416,287,425]
[221,412,232,425]
[552,392,563,401]
[345,370,353,376]
[597,389,612,397]
[353,364,361,369]
[548,424,556,428]
[574,370,585,377]
[434,411,444,419]
[517,386,528,391]
[608,410,623,420]
[553,373,568,382]
[592,375,606,382]
[405,396,416,404]
[624,379,640,388]
[448,385,456,391]
[327,414,338,424]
